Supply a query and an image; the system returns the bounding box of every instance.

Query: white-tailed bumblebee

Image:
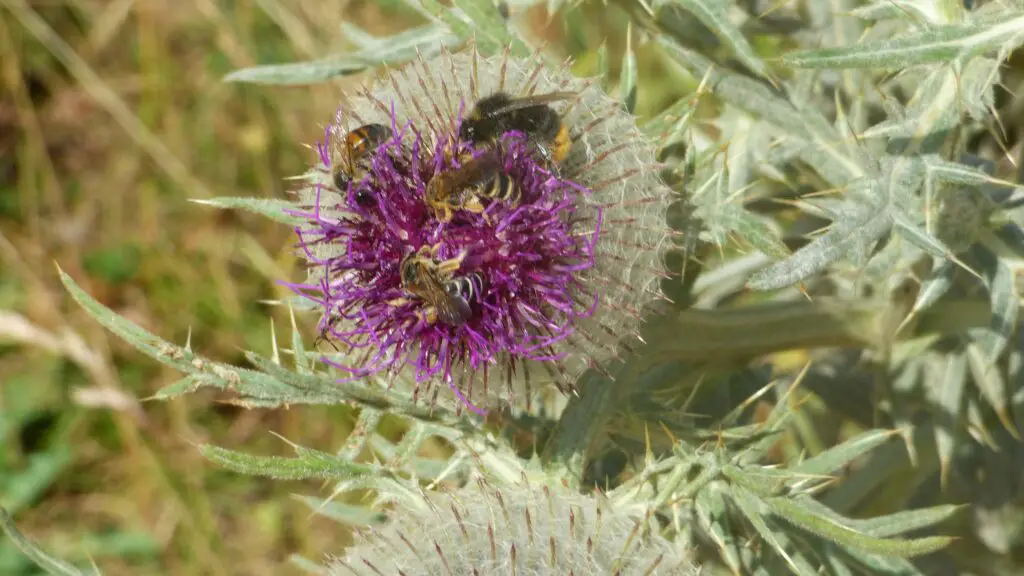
[458,91,575,166]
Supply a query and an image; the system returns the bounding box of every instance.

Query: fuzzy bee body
[445,272,485,304]
[331,123,393,191]
[426,149,519,221]
[459,91,574,166]
[399,246,474,326]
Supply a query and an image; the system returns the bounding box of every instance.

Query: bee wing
[436,294,473,326]
[447,149,504,187]
[489,91,577,116]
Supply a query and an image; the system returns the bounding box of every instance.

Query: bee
[330,123,393,191]
[425,148,520,222]
[445,272,485,305]
[458,91,575,166]
[398,245,475,326]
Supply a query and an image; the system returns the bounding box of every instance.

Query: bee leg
[464,196,486,214]
[416,306,438,325]
[439,204,454,223]
[388,297,410,307]
[436,252,467,277]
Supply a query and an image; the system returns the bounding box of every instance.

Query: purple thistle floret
[286,106,604,413]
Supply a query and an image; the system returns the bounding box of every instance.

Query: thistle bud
[328,477,698,575]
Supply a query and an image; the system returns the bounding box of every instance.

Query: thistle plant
[287,48,671,414]
[7,0,1024,575]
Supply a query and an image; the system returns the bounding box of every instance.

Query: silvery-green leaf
[822,437,914,513]
[911,259,955,317]
[968,247,1018,364]
[767,497,954,557]
[0,508,95,576]
[189,197,306,226]
[783,14,1024,70]
[851,0,957,24]
[620,23,638,113]
[851,504,964,537]
[152,377,201,400]
[199,444,379,480]
[224,25,461,84]
[293,495,388,527]
[729,487,816,576]
[694,485,744,572]
[966,334,1016,433]
[718,204,790,259]
[596,42,610,91]
[450,0,532,57]
[658,38,877,188]
[988,224,1024,260]
[748,207,892,290]
[960,57,1000,120]
[654,0,771,80]
[789,429,896,480]
[288,555,327,575]
[223,57,367,85]
[924,155,1003,187]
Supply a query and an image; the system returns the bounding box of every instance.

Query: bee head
[332,168,351,192]
[399,255,420,286]
[458,121,476,143]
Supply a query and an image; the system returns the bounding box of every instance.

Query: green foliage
[10,0,1024,574]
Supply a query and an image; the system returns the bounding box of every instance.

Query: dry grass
[0,1,420,573]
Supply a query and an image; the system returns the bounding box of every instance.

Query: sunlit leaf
[189,197,306,226]
[655,0,771,80]
[224,25,461,84]
[620,23,638,114]
[783,14,1024,70]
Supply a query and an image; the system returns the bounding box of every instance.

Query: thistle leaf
[189,197,306,226]
[449,0,532,57]
[223,25,460,84]
[747,207,892,290]
[783,14,1024,70]
[0,508,95,576]
[655,0,771,81]
[729,487,816,576]
[292,495,388,527]
[932,351,967,486]
[788,429,897,479]
[199,444,380,481]
[620,23,638,114]
[910,260,956,317]
[767,497,954,557]
[850,504,964,538]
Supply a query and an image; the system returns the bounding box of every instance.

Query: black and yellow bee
[425,148,520,222]
[398,245,476,326]
[330,123,393,191]
[458,91,576,167]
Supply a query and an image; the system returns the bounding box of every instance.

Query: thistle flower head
[328,476,699,575]
[288,47,675,412]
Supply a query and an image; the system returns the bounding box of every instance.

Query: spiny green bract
[328,476,699,576]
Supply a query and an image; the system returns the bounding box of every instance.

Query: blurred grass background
[0,1,439,573]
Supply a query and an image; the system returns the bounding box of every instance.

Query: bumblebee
[398,245,475,326]
[425,148,520,222]
[458,91,575,166]
[330,123,393,191]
